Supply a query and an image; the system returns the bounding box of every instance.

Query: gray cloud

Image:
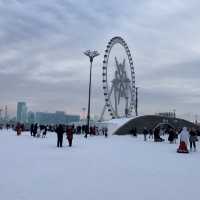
[0,0,200,121]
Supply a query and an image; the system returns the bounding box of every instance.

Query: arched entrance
[154,122,174,130]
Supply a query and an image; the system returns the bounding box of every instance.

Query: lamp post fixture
[173,109,176,119]
[84,50,100,138]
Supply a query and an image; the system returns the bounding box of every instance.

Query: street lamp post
[84,50,100,138]
[135,87,139,116]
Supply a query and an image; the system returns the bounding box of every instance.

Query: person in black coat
[189,128,197,151]
[149,128,153,139]
[143,127,148,141]
[33,123,38,137]
[56,124,64,148]
[154,127,164,142]
[30,124,34,136]
[130,127,137,137]
[168,128,175,143]
[42,125,47,138]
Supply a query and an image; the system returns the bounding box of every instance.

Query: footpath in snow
[0,130,200,200]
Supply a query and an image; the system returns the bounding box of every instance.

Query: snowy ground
[0,130,200,200]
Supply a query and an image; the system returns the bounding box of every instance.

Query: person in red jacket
[16,123,22,136]
[66,126,73,147]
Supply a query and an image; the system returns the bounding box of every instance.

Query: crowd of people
[141,127,179,143]
[29,123,109,147]
[29,124,108,137]
[27,123,198,152]
[133,126,199,153]
[10,123,109,148]
[1,122,199,153]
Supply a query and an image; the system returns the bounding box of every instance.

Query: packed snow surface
[0,130,200,200]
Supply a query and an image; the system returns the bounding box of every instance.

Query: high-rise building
[28,111,35,124]
[17,102,27,123]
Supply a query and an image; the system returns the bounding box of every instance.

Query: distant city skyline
[0,101,199,123]
[0,102,83,118]
[0,1,200,121]
[6,101,80,124]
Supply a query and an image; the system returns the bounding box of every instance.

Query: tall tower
[17,102,27,123]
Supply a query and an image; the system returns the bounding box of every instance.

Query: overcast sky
[0,0,200,121]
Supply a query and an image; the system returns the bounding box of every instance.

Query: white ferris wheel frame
[100,36,136,120]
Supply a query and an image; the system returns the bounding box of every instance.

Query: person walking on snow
[30,124,34,136]
[168,128,176,144]
[56,124,64,148]
[177,127,189,153]
[143,127,148,141]
[33,123,38,137]
[149,128,153,139]
[66,126,73,147]
[189,128,197,152]
[104,126,108,138]
[16,123,22,136]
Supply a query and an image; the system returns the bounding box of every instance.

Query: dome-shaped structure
[113,115,197,135]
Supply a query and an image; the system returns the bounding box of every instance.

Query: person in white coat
[177,127,189,153]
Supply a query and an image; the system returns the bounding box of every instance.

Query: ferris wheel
[100,36,136,120]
